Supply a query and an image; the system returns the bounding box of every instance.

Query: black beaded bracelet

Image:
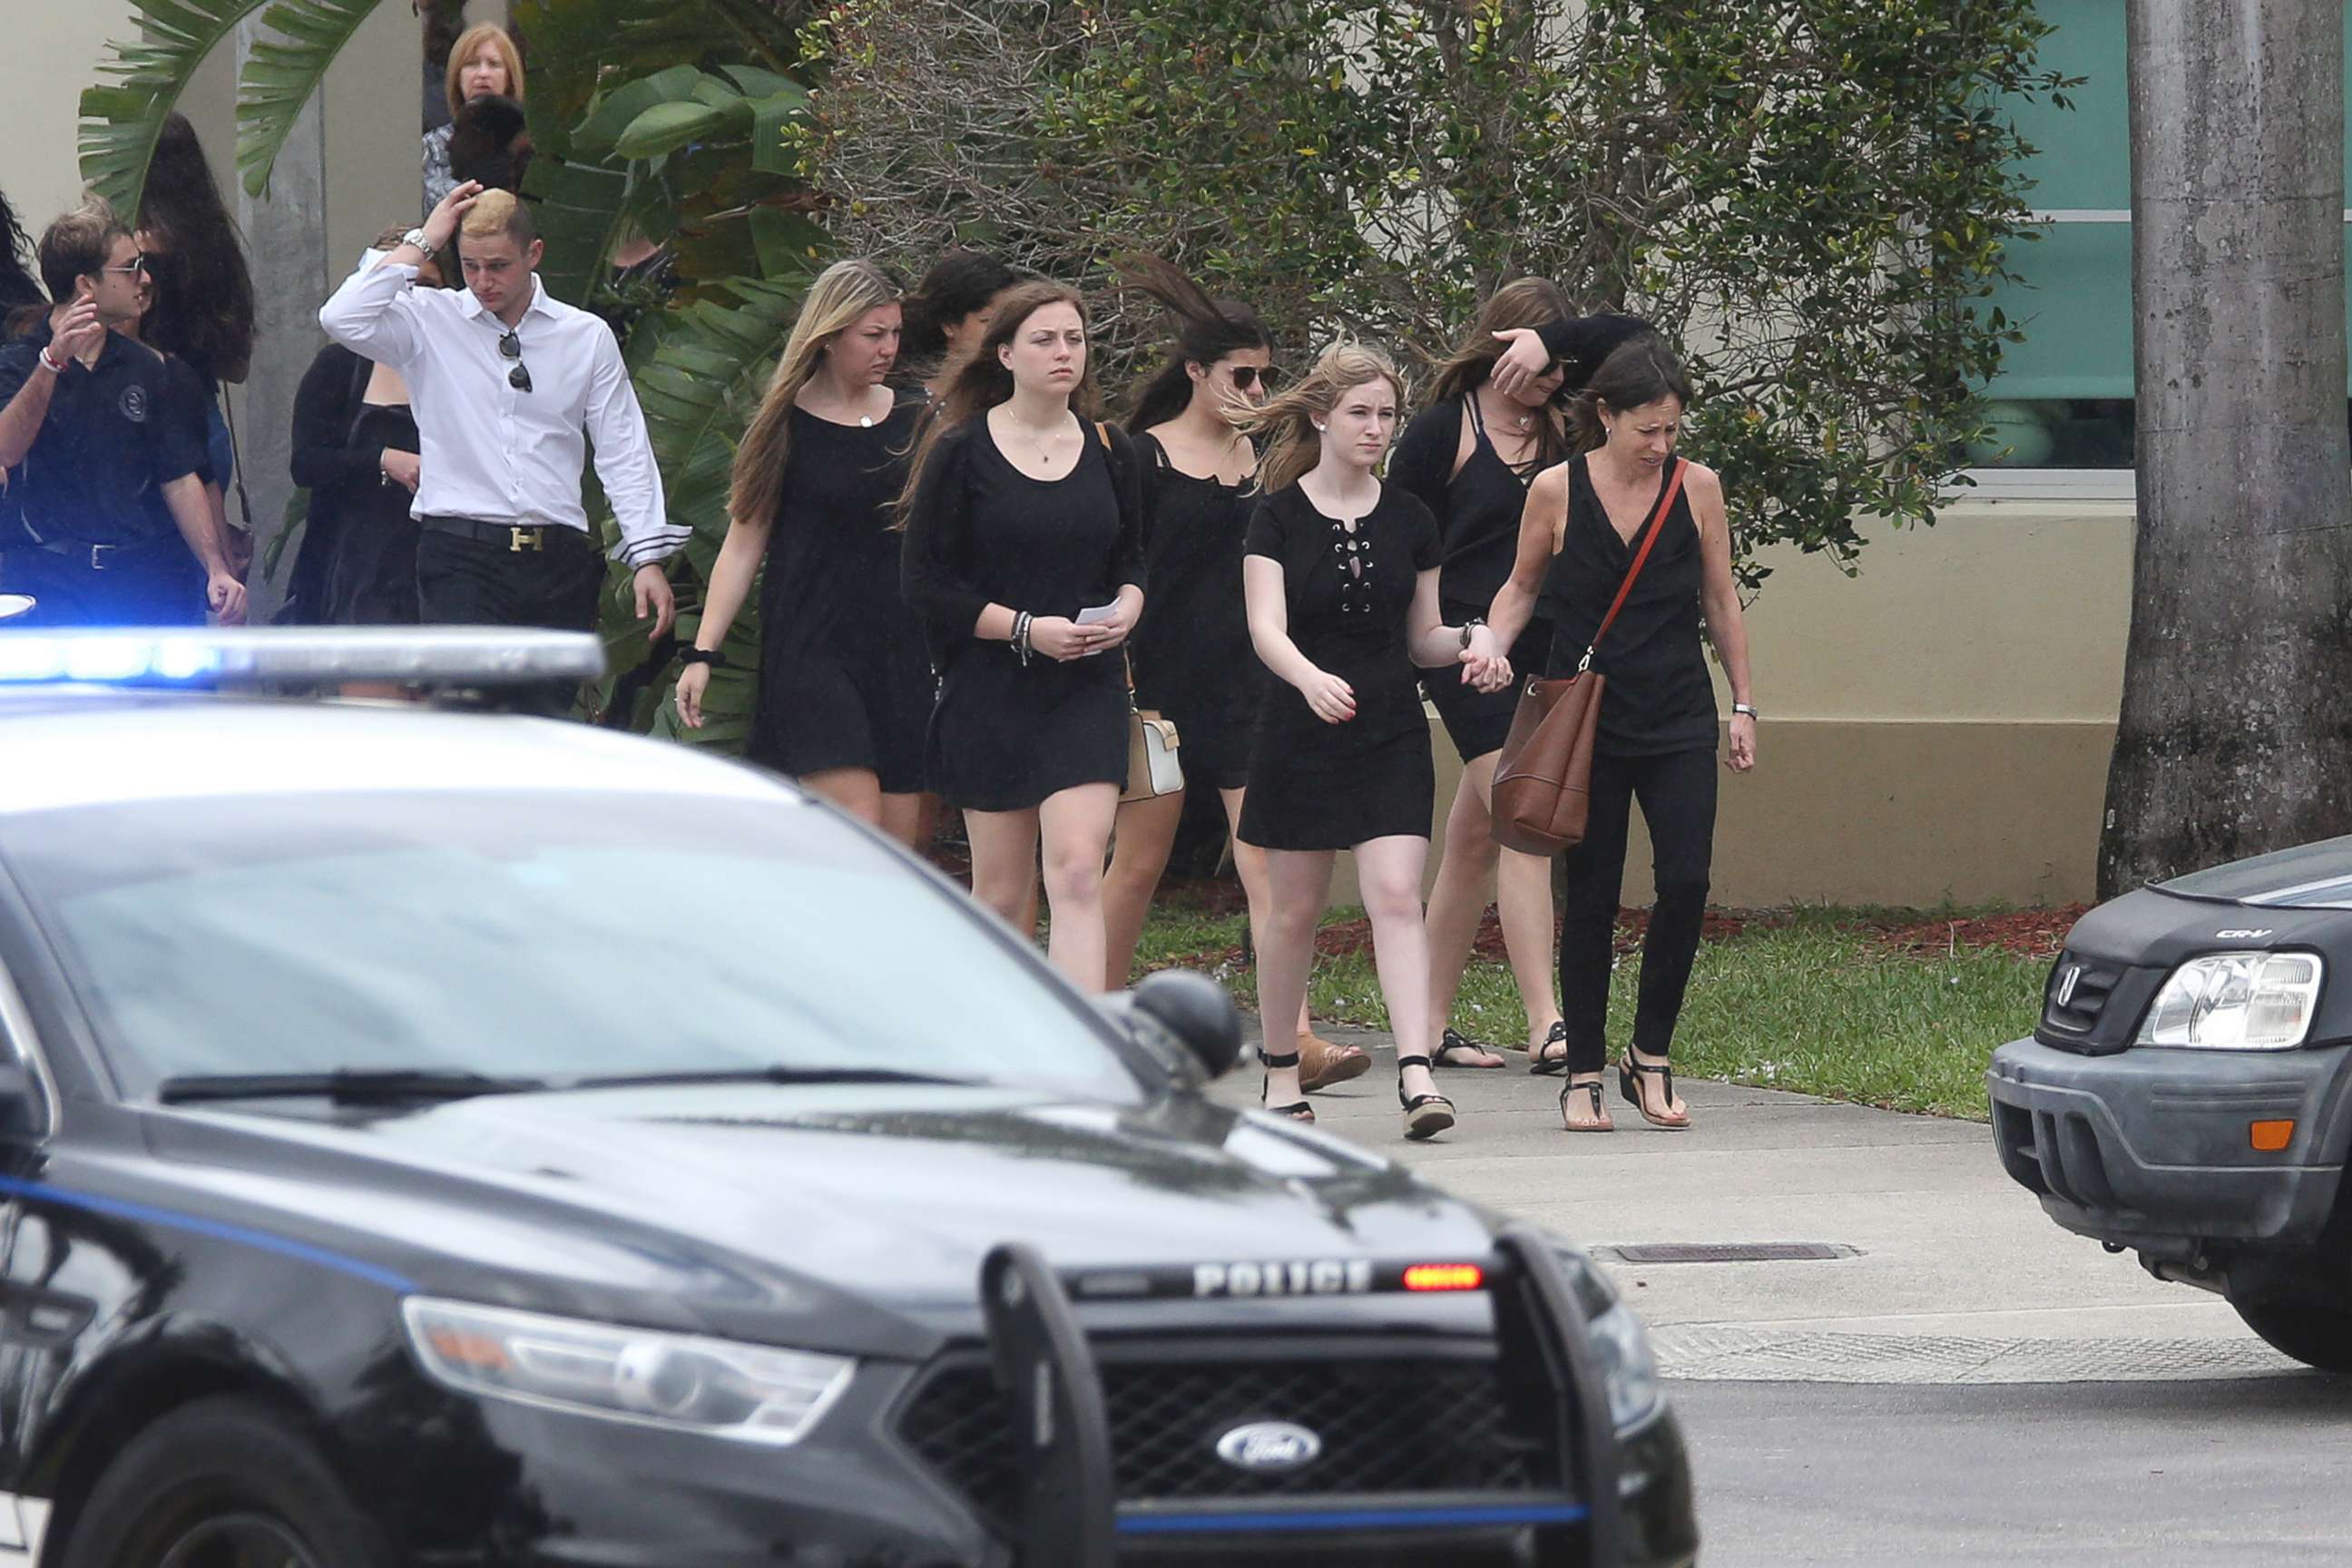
[679,648,728,669]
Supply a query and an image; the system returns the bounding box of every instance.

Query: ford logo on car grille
[1214,1420,1322,1473]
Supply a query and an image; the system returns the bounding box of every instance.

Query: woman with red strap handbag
[1483,336,1758,1132]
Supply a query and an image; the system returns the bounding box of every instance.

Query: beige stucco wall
[5,1,423,290]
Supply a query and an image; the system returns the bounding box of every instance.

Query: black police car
[0,630,1695,1566]
[1990,837,2352,1371]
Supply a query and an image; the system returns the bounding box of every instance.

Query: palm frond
[79,0,274,220]
[234,0,389,198]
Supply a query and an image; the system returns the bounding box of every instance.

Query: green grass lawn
[1132,898,2053,1122]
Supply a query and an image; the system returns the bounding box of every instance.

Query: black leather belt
[21,535,176,572]
[420,516,588,554]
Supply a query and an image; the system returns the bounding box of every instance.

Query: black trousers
[1557,746,1719,1075]
[416,523,603,716]
[0,543,207,628]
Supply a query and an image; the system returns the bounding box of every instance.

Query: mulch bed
[1859,905,2087,960]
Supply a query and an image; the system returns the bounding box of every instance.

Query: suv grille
[897,1349,1549,1536]
[2041,952,2122,1039]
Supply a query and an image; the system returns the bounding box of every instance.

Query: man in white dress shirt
[319,182,683,703]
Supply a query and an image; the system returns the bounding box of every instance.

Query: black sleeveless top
[1540,456,1717,757]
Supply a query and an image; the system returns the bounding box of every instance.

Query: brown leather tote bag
[1490,458,1689,855]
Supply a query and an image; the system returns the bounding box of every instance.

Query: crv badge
[2216,929,2274,940]
[1215,1421,1322,1473]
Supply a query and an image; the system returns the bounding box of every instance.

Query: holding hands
[1457,623,1513,694]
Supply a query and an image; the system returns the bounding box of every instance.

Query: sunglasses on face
[103,255,149,278]
[1228,364,1275,390]
[499,328,533,394]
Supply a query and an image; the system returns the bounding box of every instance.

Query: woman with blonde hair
[678,258,933,843]
[1238,342,1513,1136]
[899,280,1148,990]
[1390,279,1583,1077]
[423,23,526,213]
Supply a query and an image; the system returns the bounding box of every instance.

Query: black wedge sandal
[1395,1054,1456,1141]
[1560,1077,1612,1132]
[1617,1051,1691,1131]
[1527,1020,1571,1076]
[1260,1047,1314,1123]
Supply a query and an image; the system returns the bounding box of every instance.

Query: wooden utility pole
[2099,0,2352,895]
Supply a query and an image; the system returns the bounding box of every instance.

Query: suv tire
[2229,1295,2352,1373]
[55,1395,395,1568]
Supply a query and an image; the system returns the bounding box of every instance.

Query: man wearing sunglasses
[0,197,245,627]
[320,181,684,702]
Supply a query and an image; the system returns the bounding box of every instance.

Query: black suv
[1989,838,2352,1371]
[0,632,1696,1567]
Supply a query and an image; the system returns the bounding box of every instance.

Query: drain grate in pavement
[1651,1325,2305,1384]
[1600,1242,1855,1265]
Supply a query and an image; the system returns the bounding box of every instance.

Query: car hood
[129,1083,1504,1357]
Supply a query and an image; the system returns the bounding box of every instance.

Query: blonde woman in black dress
[1240,343,1514,1138]
[1099,258,1366,1091]
[678,259,931,845]
[901,281,1147,990]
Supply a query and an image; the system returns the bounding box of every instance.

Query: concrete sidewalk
[1212,1024,2299,1383]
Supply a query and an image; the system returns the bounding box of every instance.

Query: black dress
[1390,395,1550,760]
[901,416,1148,812]
[1126,431,1261,791]
[1541,456,1717,755]
[1238,483,1442,851]
[749,397,933,794]
[323,402,423,625]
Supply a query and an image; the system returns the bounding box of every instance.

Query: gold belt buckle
[508,526,544,554]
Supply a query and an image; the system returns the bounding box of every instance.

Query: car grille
[2041,952,2123,1040]
[896,1348,1550,1536]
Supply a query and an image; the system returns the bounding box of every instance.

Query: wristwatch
[1457,616,1486,651]
[400,228,432,253]
[1731,702,1759,720]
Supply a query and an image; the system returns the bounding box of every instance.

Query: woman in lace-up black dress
[1239,343,1514,1141]
[1095,259,1365,1088]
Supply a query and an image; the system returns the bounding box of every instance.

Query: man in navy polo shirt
[0,199,245,627]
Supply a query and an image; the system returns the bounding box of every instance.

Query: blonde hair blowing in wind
[1237,339,1409,495]
[730,259,903,528]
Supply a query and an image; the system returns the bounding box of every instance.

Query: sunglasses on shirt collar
[498,328,533,394]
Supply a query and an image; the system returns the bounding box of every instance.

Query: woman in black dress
[1240,343,1513,1139]
[1391,279,1581,1077]
[679,259,933,846]
[899,281,1148,990]
[903,249,1020,403]
[1485,336,1758,1133]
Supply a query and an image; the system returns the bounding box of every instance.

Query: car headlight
[402,1298,855,1446]
[1552,1244,1663,1430]
[2135,951,2325,1050]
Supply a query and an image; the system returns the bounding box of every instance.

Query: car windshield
[1,790,1144,1103]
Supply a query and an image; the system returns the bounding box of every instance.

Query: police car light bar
[0,628,607,687]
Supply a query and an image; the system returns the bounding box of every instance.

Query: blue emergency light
[0,628,607,687]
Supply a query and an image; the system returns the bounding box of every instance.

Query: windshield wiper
[562,1066,979,1092]
[156,1069,547,1106]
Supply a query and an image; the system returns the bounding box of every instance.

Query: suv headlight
[1553,1244,1663,1430]
[2135,952,2325,1051]
[403,1298,855,1446]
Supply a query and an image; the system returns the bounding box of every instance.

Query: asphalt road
[1673,1376,2352,1566]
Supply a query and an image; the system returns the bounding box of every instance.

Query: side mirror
[1129,969,1243,1082]
[0,595,34,622]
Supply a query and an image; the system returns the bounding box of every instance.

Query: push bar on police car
[977,1223,1621,1567]
[0,627,607,687]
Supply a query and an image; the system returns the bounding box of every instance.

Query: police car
[1989,839,2352,1373]
[0,625,1696,1567]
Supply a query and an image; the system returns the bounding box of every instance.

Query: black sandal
[1527,1020,1571,1076]
[1395,1054,1455,1141]
[1560,1078,1612,1132]
[1260,1047,1314,1123]
[1432,1027,1506,1069]
[1617,1052,1690,1130]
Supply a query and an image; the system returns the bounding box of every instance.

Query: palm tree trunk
[2098,0,2352,896]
